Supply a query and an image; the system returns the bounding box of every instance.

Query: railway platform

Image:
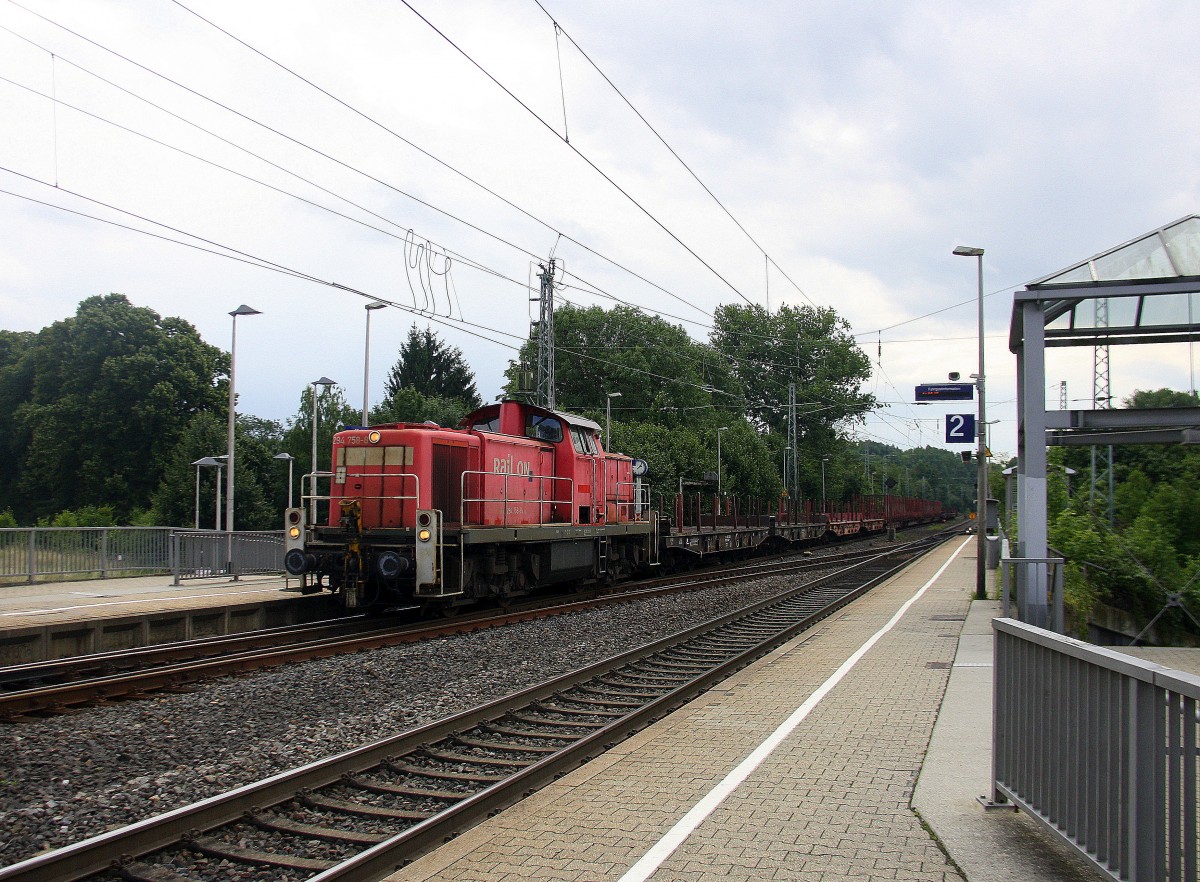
[0,572,337,663]
[383,535,1108,882]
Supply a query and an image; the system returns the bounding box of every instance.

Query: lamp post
[192,457,223,529]
[605,392,622,449]
[362,301,386,426]
[273,452,295,510]
[821,455,829,509]
[953,245,987,600]
[310,376,336,523]
[716,426,729,497]
[225,305,261,536]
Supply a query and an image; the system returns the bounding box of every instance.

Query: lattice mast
[533,259,558,410]
[1091,298,1115,523]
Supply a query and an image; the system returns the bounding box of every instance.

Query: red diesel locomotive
[284,399,655,611]
[283,398,947,613]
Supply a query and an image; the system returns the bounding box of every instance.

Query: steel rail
[0,536,947,720]
[0,533,951,882]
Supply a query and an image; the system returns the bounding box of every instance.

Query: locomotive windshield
[526,414,563,442]
[570,426,599,455]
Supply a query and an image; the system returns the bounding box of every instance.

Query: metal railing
[0,527,285,586]
[306,472,421,527]
[171,530,284,583]
[992,617,1199,882]
[1000,555,1064,631]
[460,471,574,527]
[0,527,174,583]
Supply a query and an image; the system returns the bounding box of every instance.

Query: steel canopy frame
[1008,215,1200,628]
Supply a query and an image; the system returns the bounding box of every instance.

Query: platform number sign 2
[945,414,975,444]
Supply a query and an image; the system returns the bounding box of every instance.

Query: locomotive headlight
[418,528,431,542]
[368,430,381,444]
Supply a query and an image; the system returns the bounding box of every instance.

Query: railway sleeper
[534,700,626,718]
[555,692,645,709]
[573,683,661,701]
[604,676,691,691]
[118,861,195,882]
[389,759,506,783]
[454,733,563,754]
[512,708,610,728]
[485,721,582,741]
[380,761,490,794]
[188,835,336,871]
[250,810,387,845]
[592,675,672,693]
[346,773,463,801]
[639,660,710,673]
[301,791,434,820]
[423,746,534,767]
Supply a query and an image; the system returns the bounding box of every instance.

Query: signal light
[288,526,301,541]
[960,451,973,463]
[418,528,432,542]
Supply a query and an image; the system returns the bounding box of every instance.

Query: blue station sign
[945,414,976,443]
[915,383,975,402]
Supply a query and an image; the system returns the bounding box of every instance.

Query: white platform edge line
[617,535,973,882]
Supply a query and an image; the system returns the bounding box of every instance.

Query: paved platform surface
[383,536,1111,882]
[0,573,298,630]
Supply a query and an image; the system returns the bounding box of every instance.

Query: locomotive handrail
[609,480,651,523]
[459,470,574,528]
[302,472,420,526]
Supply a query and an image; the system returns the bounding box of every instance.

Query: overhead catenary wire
[1,5,713,327]
[531,0,819,310]
[3,178,856,416]
[4,9,886,374]
[158,0,714,320]
[393,0,756,308]
[1,5,888,430]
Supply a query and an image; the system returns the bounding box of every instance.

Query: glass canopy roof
[1031,215,1200,285]
[1011,215,1200,350]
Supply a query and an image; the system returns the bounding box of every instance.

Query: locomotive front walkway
[385,536,1107,882]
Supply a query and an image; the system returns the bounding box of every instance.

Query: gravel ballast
[0,566,843,867]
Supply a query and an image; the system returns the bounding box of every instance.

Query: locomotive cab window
[471,416,500,432]
[570,426,598,455]
[526,414,562,443]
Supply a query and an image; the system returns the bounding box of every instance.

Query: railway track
[0,535,943,721]
[0,531,952,882]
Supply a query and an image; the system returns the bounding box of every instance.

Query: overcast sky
[1,0,1197,461]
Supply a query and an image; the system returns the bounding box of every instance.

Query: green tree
[383,325,481,413]
[504,304,741,427]
[0,330,35,515]
[280,384,360,485]
[709,303,875,435]
[371,388,474,428]
[8,295,225,522]
[150,413,284,530]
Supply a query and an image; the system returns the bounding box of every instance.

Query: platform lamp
[225,304,261,538]
[362,301,387,426]
[716,426,729,497]
[273,452,295,510]
[605,391,622,448]
[192,457,224,530]
[821,455,830,509]
[953,244,987,600]
[310,376,337,523]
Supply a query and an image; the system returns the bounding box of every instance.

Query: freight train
[283,399,944,613]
